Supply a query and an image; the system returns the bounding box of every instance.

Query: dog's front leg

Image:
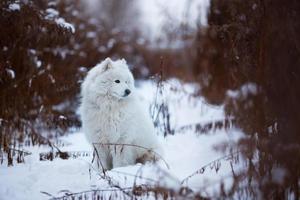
[112,146,136,168]
[93,145,112,171]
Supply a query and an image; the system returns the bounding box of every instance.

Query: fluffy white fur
[79,58,162,170]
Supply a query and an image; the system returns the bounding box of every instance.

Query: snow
[6,69,15,79]
[44,8,75,33]
[227,82,258,99]
[78,66,88,73]
[86,31,97,38]
[9,3,20,11]
[0,80,244,199]
[55,18,75,33]
[59,115,67,120]
[107,38,116,49]
[98,46,107,53]
[36,60,42,68]
[45,8,59,18]
[136,79,225,128]
[271,167,286,185]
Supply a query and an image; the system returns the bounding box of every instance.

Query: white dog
[79,58,162,170]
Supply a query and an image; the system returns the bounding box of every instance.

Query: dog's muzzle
[124,89,131,97]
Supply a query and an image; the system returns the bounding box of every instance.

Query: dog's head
[82,58,135,101]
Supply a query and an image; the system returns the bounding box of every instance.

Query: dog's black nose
[125,89,131,96]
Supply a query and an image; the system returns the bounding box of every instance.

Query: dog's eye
[115,80,120,83]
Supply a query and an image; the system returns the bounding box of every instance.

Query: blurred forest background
[1,0,300,199]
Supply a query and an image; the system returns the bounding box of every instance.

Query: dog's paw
[135,150,159,164]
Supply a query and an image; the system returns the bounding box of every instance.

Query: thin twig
[48,187,135,200]
[181,150,241,184]
[3,147,32,156]
[111,169,158,183]
[92,144,107,176]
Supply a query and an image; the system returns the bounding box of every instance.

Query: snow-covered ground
[0,80,244,199]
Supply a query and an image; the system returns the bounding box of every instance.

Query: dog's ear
[102,57,113,71]
[121,58,127,65]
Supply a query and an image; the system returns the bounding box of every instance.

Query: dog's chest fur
[82,97,135,143]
